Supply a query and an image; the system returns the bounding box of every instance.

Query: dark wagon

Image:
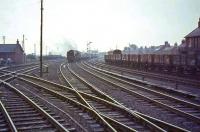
[67,50,81,63]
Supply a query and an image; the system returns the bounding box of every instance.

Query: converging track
[0,60,198,131]
[67,61,200,131]
[60,63,188,132]
[90,60,200,88]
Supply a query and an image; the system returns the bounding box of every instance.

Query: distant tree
[26,54,36,60]
[129,44,137,49]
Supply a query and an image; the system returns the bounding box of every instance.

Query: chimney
[16,39,19,44]
[174,42,178,47]
[164,41,170,47]
[182,39,185,43]
[198,18,200,28]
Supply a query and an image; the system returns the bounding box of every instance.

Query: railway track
[4,63,112,131]
[0,81,68,131]
[81,62,200,105]
[60,63,187,132]
[10,79,82,132]
[83,62,199,103]
[0,61,192,131]
[0,63,39,73]
[90,60,200,88]
[16,74,116,132]
[68,62,200,131]
[0,100,16,132]
[0,62,76,131]
[17,72,169,131]
[60,65,157,131]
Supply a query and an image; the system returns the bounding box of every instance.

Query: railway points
[1,1,200,131]
[0,56,200,131]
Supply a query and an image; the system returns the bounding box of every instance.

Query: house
[181,18,200,54]
[0,39,25,64]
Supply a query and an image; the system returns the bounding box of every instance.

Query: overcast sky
[0,0,200,55]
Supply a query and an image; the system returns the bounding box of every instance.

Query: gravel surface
[69,62,200,131]
[21,60,200,131]
[10,79,96,132]
[92,60,200,97]
[30,59,64,84]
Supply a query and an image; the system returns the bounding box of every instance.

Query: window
[188,38,192,47]
[198,37,200,48]
[195,37,198,48]
[192,38,195,48]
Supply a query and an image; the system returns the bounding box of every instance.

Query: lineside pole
[40,0,43,77]
[3,36,5,44]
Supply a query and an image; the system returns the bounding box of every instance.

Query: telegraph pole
[34,44,36,56]
[3,36,5,44]
[22,34,25,51]
[40,0,43,77]
[46,45,47,56]
[87,41,92,58]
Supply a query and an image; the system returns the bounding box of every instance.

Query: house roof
[185,27,200,38]
[179,42,187,48]
[0,44,24,53]
[152,44,179,55]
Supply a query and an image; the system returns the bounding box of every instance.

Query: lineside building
[0,39,25,64]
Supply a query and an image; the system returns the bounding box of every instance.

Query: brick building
[0,39,25,64]
[180,18,200,54]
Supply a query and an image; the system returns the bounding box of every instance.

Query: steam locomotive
[67,50,81,63]
[66,50,97,63]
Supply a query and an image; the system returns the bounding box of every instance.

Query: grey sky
[0,0,200,55]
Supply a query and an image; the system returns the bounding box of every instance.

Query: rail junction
[0,59,199,132]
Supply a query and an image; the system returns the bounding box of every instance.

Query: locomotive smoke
[55,39,77,55]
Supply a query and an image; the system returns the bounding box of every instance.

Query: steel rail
[66,63,188,132]
[62,63,167,131]
[0,63,39,73]
[61,64,152,131]
[11,80,86,132]
[19,72,188,132]
[1,81,69,132]
[77,62,200,124]
[59,64,117,132]
[92,61,200,88]
[19,73,162,131]
[0,100,17,132]
[60,63,117,104]
[82,62,200,110]
[86,61,197,99]
[17,76,117,132]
